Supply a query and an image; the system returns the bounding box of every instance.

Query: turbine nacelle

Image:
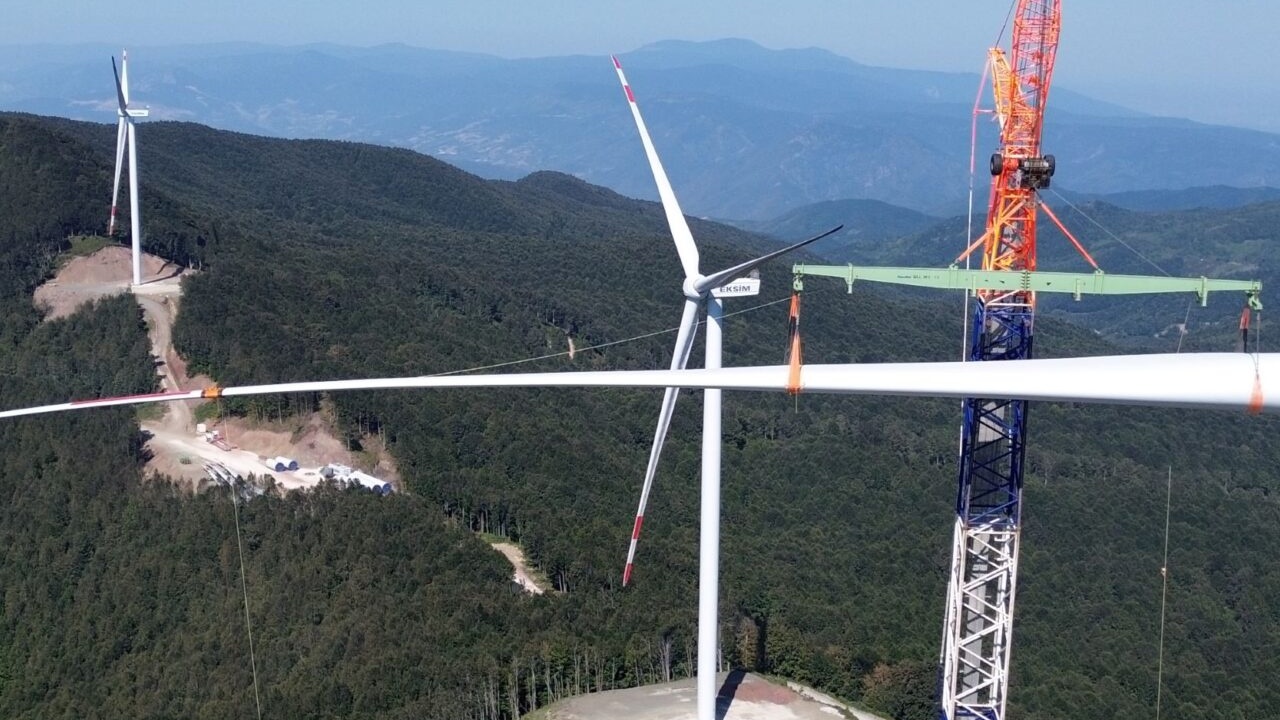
[689,228,838,299]
[710,276,760,299]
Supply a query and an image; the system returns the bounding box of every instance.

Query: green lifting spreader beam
[791,264,1263,309]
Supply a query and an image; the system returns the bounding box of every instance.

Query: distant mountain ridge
[731,198,940,261]
[3,39,1280,220]
[1055,185,1280,213]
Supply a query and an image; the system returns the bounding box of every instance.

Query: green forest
[1,112,1279,719]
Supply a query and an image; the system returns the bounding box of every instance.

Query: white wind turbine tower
[108,51,150,287]
[611,55,838,720]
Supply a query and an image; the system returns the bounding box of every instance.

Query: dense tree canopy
[0,112,1278,719]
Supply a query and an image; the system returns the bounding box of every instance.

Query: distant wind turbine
[610,54,838,720]
[108,50,150,287]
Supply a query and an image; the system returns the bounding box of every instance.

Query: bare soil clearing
[34,246,189,319]
[34,246,394,488]
[490,541,549,595]
[42,247,550,593]
[532,672,887,720]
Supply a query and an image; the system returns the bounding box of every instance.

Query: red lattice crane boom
[972,0,1060,278]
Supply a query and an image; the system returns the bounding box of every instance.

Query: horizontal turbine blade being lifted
[1,354,1273,421]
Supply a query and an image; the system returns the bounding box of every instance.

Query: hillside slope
[0,113,1278,719]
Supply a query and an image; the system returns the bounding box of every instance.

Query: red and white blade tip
[609,54,701,281]
[622,514,645,586]
[611,55,637,103]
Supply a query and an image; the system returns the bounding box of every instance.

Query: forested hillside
[1,112,1278,719]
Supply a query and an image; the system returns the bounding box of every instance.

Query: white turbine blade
[612,55,700,281]
[796,353,1273,410]
[624,298,701,586]
[121,50,131,104]
[2,354,1273,421]
[111,56,129,114]
[1,387,210,419]
[695,225,843,295]
[109,118,127,235]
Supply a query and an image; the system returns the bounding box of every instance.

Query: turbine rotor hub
[683,276,705,300]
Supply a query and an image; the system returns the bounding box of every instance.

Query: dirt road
[136,293,195,429]
[491,541,548,595]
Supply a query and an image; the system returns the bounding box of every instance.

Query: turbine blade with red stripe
[623,297,701,585]
[612,54,700,282]
[612,54,709,585]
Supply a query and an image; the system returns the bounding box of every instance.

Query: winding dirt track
[39,247,562,589]
[37,248,216,481]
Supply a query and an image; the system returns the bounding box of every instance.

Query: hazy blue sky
[6,0,1277,131]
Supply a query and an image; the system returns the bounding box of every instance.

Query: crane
[787,5,1258,716]
[939,2,1059,718]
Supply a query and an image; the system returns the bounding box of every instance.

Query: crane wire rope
[1045,188,1171,277]
[993,0,1018,48]
[1041,189,1219,355]
[431,291,810,377]
[1154,466,1172,720]
[963,58,991,363]
[1174,297,1194,354]
[217,396,263,720]
[1046,188,1265,359]
[960,58,991,455]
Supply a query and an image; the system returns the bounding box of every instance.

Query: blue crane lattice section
[956,302,1032,525]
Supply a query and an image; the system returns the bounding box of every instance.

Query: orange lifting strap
[786,291,802,395]
[1242,305,1264,415]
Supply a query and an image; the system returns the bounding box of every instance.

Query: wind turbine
[610,54,838,720]
[108,51,149,287]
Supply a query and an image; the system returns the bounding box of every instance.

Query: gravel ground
[536,671,886,720]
